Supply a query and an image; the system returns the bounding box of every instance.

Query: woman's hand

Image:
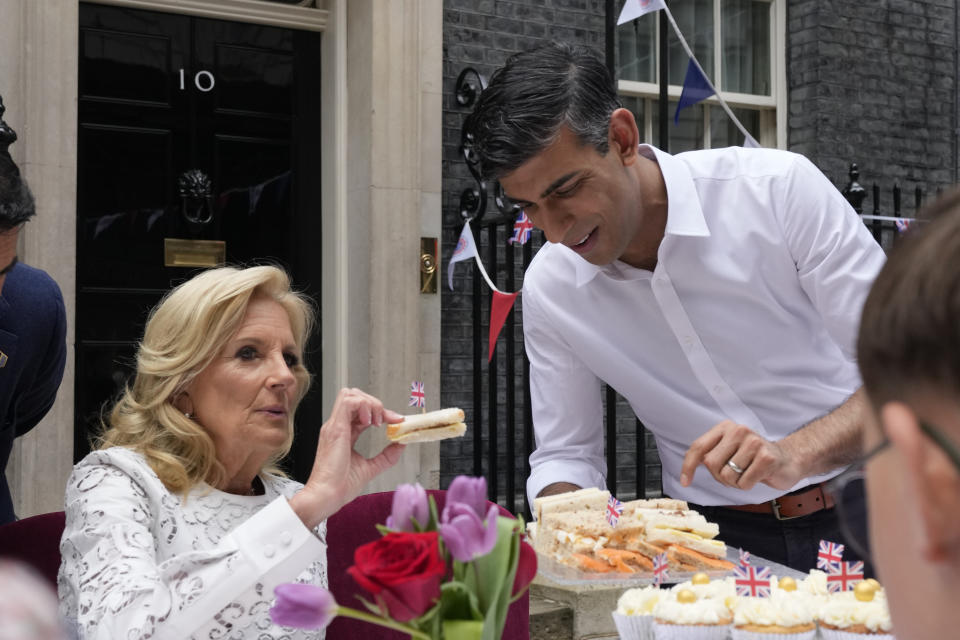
[289,388,405,529]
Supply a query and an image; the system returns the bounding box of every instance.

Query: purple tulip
[270,583,338,630]
[385,483,429,531]
[439,502,500,562]
[445,476,487,519]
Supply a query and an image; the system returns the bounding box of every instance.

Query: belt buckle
[770,498,801,521]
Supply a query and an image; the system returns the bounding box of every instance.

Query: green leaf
[438,580,482,621]
[442,619,485,640]
[471,517,522,640]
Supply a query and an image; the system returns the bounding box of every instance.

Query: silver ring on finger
[726,459,746,474]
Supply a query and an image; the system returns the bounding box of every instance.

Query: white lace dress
[58,447,328,640]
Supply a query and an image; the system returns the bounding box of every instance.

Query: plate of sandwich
[529,488,740,586]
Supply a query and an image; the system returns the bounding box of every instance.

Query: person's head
[0,106,34,292]
[856,190,960,639]
[465,42,665,268]
[99,265,315,494]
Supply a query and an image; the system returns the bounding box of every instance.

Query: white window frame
[617,0,786,149]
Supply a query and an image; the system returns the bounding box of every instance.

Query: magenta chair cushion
[326,490,529,640]
[0,511,66,588]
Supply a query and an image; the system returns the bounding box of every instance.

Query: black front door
[76,4,323,480]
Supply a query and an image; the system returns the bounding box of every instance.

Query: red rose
[346,531,447,622]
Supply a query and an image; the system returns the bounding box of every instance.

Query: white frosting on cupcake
[653,592,732,625]
[617,585,663,616]
[818,591,893,632]
[799,569,829,596]
[733,590,818,628]
[670,577,737,602]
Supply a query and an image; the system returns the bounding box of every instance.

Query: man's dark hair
[464,41,622,182]
[857,189,960,408]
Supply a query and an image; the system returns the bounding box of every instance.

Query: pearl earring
[184,412,192,419]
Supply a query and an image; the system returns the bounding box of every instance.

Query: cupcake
[730,583,818,640]
[611,585,662,640]
[817,581,894,638]
[652,587,733,640]
[670,573,737,604]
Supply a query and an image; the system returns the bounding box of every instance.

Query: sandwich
[386,408,467,444]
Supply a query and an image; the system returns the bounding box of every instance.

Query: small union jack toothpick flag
[508,211,534,246]
[738,548,751,565]
[652,552,669,586]
[895,218,910,233]
[827,561,864,592]
[606,496,624,527]
[409,381,425,408]
[817,540,845,571]
[734,564,772,598]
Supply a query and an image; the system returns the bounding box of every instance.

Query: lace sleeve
[58,459,326,640]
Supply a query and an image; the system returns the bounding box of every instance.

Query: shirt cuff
[527,461,607,513]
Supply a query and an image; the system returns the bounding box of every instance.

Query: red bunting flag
[488,290,520,362]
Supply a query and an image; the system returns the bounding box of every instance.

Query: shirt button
[264,544,276,558]
[682,335,693,346]
[280,531,293,546]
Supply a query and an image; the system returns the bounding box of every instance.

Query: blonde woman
[58,266,405,639]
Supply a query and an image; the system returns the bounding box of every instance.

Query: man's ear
[882,402,960,564]
[608,108,640,165]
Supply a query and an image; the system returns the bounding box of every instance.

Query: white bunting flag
[448,220,479,290]
[617,0,667,25]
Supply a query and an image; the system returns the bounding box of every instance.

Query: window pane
[721,0,771,95]
[710,105,761,147]
[669,0,714,86]
[652,100,704,152]
[617,16,656,83]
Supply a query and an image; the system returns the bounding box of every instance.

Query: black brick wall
[788,0,957,210]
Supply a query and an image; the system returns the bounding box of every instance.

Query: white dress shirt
[59,447,327,640]
[523,145,886,506]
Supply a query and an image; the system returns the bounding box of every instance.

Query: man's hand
[537,482,582,498]
[679,420,804,491]
[679,389,866,492]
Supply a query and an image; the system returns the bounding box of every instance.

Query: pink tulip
[445,476,488,519]
[270,583,338,630]
[386,482,429,531]
[440,502,500,562]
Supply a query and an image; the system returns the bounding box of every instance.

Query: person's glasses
[826,420,960,561]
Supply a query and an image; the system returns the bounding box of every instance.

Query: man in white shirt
[463,42,885,570]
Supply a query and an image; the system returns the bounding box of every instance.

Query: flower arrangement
[270,476,537,640]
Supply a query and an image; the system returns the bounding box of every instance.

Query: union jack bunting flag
[409,381,425,408]
[606,496,624,527]
[508,211,534,245]
[817,539,845,571]
[734,564,772,598]
[895,218,910,233]
[827,561,864,592]
[652,552,669,586]
[738,548,751,565]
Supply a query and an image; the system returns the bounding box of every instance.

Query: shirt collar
[573,144,711,287]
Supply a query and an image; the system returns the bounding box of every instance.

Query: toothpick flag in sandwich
[386,408,467,444]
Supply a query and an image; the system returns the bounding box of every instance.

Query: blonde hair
[97,265,314,495]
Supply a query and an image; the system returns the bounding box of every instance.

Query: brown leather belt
[720,483,835,520]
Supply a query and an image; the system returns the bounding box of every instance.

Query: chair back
[326,490,529,640]
[0,511,65,588]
